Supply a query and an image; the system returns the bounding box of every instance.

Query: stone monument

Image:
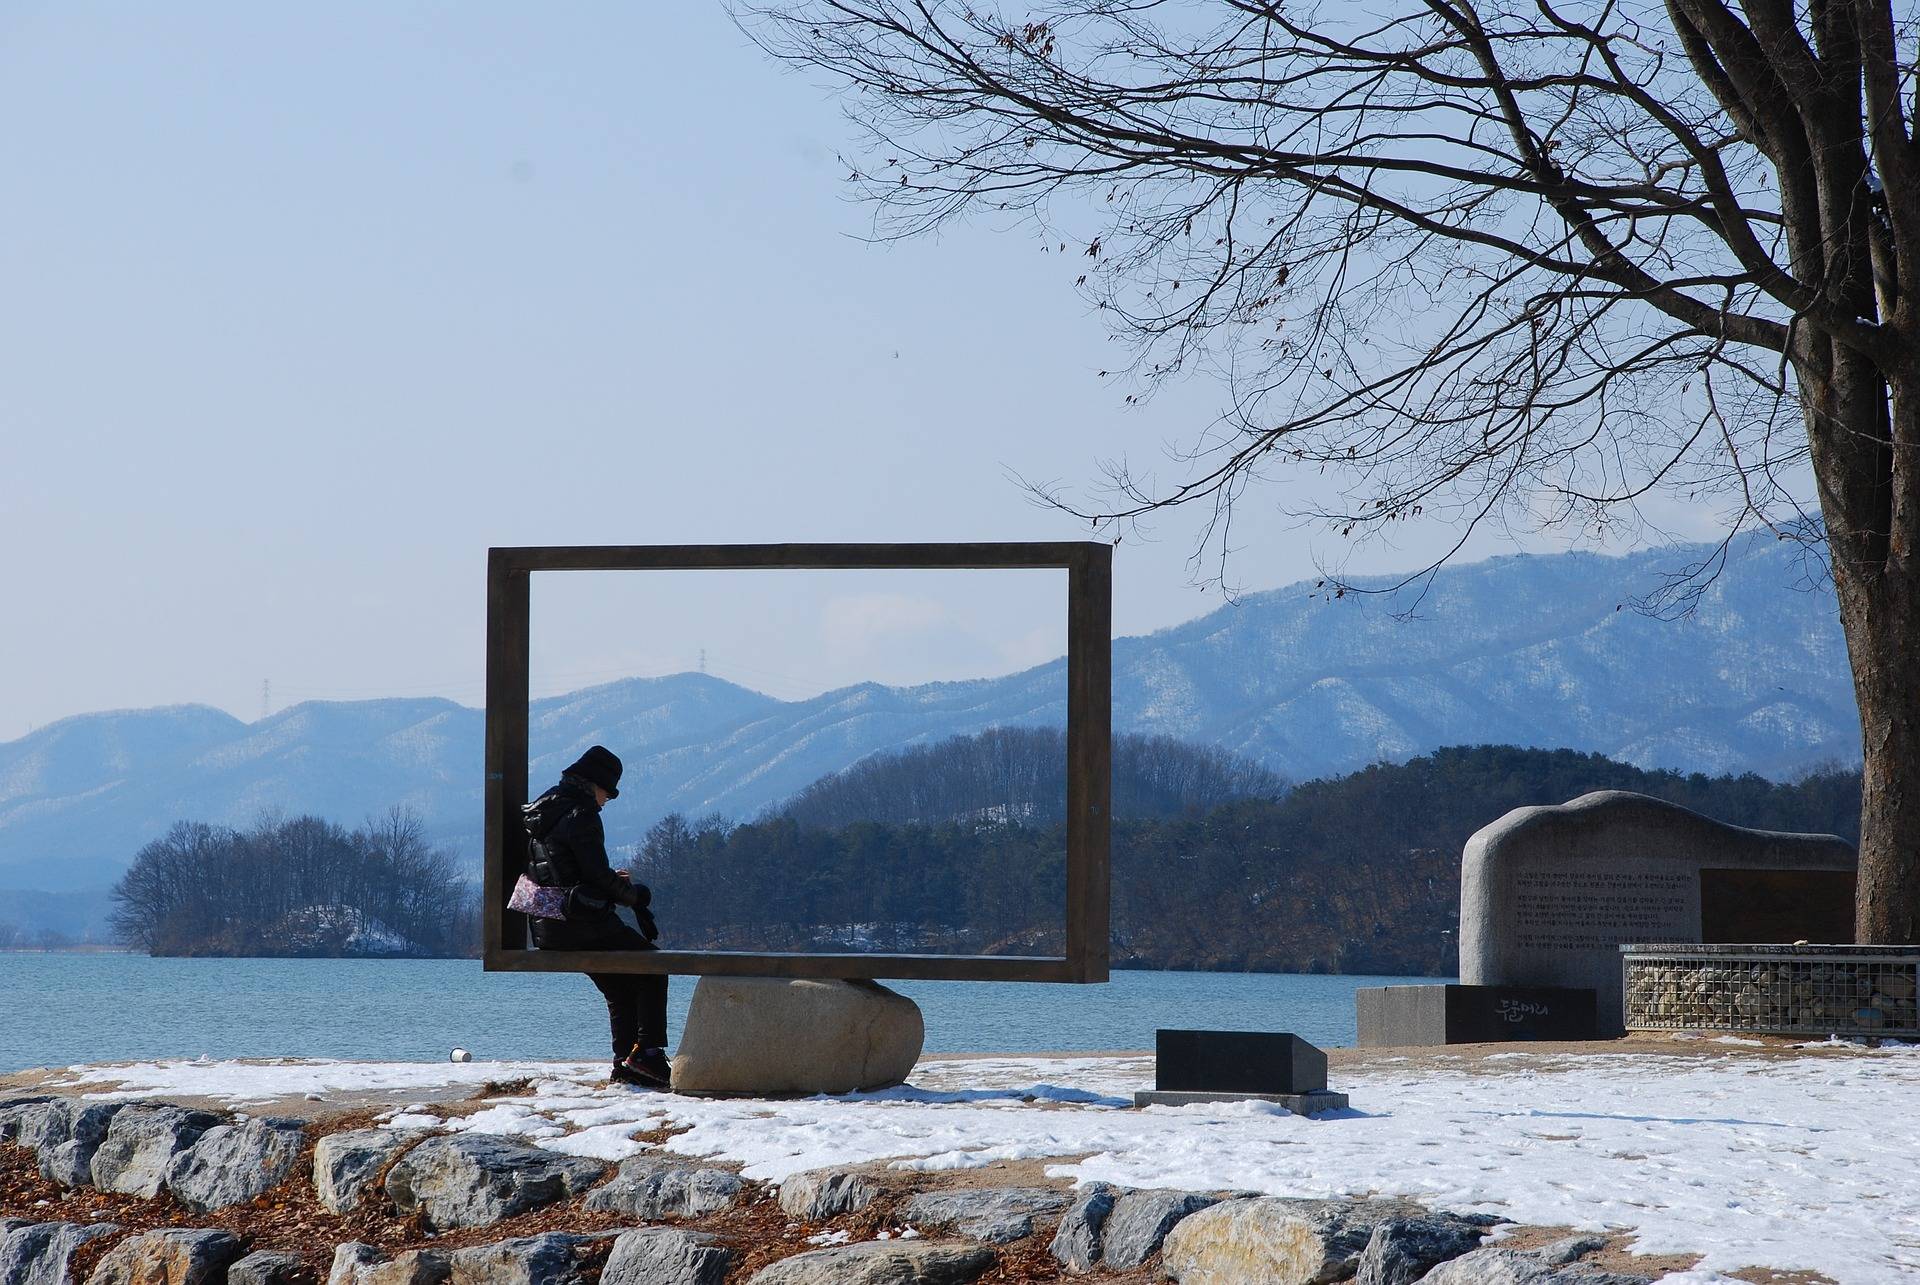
[1460,791,1855,1033]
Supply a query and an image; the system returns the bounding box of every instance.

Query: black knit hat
[563,745,623,799]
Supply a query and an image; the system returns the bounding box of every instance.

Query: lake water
[0,954,1445,1074]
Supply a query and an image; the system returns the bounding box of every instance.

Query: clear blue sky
[0,3,1725,739]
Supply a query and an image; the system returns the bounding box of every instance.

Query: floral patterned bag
[507,873,570,920]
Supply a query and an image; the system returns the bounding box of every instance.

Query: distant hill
[0,536,1861,891]
[775,727,1286,829]
[0,890,114,947]
[636,745,1863,973]
[1105,746,1860,974]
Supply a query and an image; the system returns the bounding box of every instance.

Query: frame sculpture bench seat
[483,541,1112,984]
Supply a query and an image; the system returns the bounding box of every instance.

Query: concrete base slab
[1133,1089,1349,1114]
[1357,984,1598,1046]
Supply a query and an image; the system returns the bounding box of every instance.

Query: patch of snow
[439,1104,564,1140]
[892,1142,1071,1172]
[542,1123,662,1161]
[273,904,422,957]
[383,1113,442,1131]
[805,1230,853,1246]
[52,1058,602,1104]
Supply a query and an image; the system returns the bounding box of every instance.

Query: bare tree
[110,810,475,956]
[739,0,1920,940]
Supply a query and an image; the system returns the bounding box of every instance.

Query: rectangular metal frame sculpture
[484,542,1111,983]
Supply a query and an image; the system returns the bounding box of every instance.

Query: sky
[0,3,1733,740]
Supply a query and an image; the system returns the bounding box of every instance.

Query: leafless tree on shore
[738,0,1920,941]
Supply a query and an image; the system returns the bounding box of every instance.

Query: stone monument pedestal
[1355,983,1597,1046]
[670,977,924,1096]
[1134,1088,1350,1112]
[1132,1029,1347,1113]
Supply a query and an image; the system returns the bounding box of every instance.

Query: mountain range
[0,536,1861,893]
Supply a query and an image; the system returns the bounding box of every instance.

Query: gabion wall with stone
[1622,944,1920,1037]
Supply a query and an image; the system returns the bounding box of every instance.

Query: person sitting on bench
[522,745,669,1089]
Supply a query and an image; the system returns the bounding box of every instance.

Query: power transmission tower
[699,649,707,674]
[261,679,271,720]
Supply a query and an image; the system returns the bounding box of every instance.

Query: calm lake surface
[0,954,1446,1074]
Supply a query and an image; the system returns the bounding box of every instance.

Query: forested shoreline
[100,740,1862,968]
[109,809,478,957]
[637,744,1861,975]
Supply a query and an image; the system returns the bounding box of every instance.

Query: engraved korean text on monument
[1511,868,1694,952]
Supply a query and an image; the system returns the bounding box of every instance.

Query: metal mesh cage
[1623,946,1920,1037]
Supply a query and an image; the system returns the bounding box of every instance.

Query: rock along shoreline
[3,1083,1692,1285]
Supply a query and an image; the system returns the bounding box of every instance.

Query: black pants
[533,913,669,1057]
[589,968,668,1057]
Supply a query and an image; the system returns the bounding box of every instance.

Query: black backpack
[521,793,612,914]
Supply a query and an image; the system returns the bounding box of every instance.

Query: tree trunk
[1831,365,1920,944]
[1848,586,1920,943]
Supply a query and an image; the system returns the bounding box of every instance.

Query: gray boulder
[40,1143,96,1191]
[744,1241,996,1285]
[1538,1236,1611,1267]
[14,1102,75,1156]
[84,1229,243,1285]
[165,1119,306,1211]
[584,1156,742,1221]
[444,1234,602,1285]
[601,1230,732,1285]
[1354,1215,1491,1285]
[0,1222,122,1285]
[1421,1247,1650,1284]
[777,1170,881,1223]
[0,1099,53,1144]
[1101,1190,1217,1270]
[313,1131,420,1214]
[228,1252,312,1285]
[899,1188,1070,1244]
[325,1245,447,1285]
[41,1106,125,1188]
[330,1237,611,1285]
[90,1107,222,1198]
[673,978,924,1096]
[1047,1184,1117,1273]
[382,1136,604,1231]
[1160,1197,1421,1285]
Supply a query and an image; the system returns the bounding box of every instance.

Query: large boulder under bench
[670,978,923,1096]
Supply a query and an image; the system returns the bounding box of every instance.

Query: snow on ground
[53,1056,603,1104]
[50,1046,1920,1283]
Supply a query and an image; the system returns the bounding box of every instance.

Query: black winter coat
[522,777,653,950]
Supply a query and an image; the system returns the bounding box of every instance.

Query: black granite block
[1153,1029,1327,1094]
[1354,984,1598,1046]
[1700,867,1855,944]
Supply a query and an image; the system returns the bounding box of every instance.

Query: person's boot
[611,1044,671,1090]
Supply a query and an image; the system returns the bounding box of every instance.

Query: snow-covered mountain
[0,537,1859,891]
